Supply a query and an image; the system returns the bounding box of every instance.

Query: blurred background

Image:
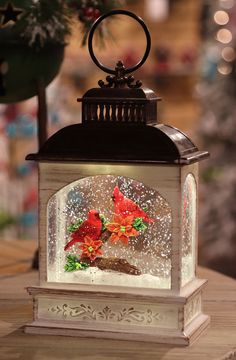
[0,0,236,278]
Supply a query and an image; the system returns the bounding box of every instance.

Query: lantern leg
[32,78,48,270]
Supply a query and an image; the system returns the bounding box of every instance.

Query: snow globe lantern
[25,10,210,345]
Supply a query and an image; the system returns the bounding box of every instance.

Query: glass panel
[47,175,172,289]
[181,173,197,286]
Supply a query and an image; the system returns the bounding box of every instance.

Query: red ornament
[82,7,101,22]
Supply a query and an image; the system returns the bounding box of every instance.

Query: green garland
[9,0,123,47]
[17,0,70,47]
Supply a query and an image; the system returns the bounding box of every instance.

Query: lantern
[25,10,210,345]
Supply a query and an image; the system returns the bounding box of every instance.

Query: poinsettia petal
[117,230,124,237]
[93,240,103,248]
[126,228,139,237]
[106,223,119,232]
[120,235,129,245]
[124,216,135,225]
[109,233,120,244]
[125,225,132,232]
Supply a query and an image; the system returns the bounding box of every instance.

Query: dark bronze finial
[80,10,158,125]
[88,9,151,81]
[98,60,142,89]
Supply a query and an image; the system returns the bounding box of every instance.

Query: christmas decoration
[0,2,23,27]
[68,0,121,45]
[64,254,89,272]
[25,10,210,345]
[112,186,154,223]
[18,0,70,47]
[64,187,153,273]
[64,209,102,251]
[0,0,122,48]
[0,0,121,102]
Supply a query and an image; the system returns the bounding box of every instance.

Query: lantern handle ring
[88,9,151,75]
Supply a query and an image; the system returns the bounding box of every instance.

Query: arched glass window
[47,175,172,289]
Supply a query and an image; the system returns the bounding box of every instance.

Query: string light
[214,10,229,25]
[216,28,232,43]
[221,47,236,62]
[217,62,232,75]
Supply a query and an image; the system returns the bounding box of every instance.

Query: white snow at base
[62,267,171,289]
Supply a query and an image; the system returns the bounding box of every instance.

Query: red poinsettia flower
[106,215,138,245]
[79,236,103,261]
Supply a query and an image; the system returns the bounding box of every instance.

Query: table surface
[0,241,236,360]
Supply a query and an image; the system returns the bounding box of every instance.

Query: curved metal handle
[88,9,151,75]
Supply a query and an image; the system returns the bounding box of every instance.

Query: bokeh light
[214,10,229,25]
[221,46,236,61]
[216,28,232,43]
[217,62,232,75]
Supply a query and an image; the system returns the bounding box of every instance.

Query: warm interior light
[222,46,236,61]
[217,62,232,75]
[214,10,229,25]
[216,28,232,43]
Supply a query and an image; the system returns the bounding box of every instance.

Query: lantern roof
[26,10,209,165]
[26,122,208,165]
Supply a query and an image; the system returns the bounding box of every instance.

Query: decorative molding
[38,297,179,329]
[184,293,201,326]
[48,304,163,324]
[98,61,142,89]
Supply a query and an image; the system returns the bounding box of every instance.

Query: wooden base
[25,313,209,346]
[24,280,210,346]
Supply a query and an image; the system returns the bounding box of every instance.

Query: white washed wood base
[25,314,209,346]
[25,283,210,346]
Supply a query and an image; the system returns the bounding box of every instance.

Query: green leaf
[132,217,147,232]
[67,219,83,233]
[75,262,89,270]
[64,254,90,272]
[99,214,109,233]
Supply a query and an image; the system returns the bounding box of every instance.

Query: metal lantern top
[82,10,158,125]
[26,10,209,165]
